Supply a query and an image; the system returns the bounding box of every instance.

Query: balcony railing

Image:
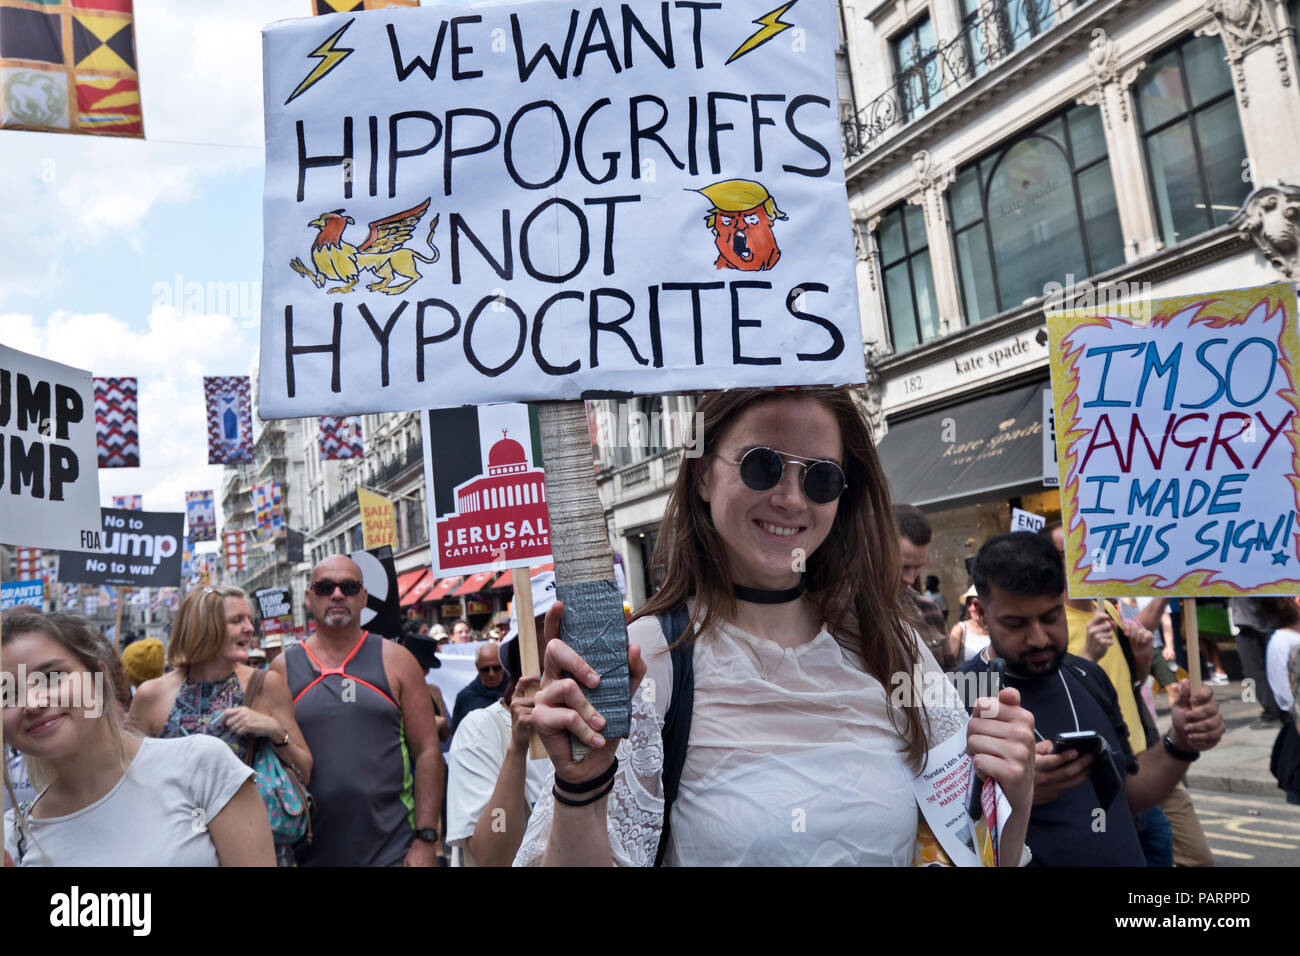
[843,0,1087,163]
[319,439,425,527]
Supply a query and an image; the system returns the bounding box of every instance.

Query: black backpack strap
[654,603,694,867]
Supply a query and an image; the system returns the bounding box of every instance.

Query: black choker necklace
[733,577,805,604]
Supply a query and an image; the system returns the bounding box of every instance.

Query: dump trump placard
[258,0,865,417]
[1048,283,1300,597]
[0,345,103,551]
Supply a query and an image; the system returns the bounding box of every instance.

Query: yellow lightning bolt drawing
[285,18,356,106]
[726,1,799,65]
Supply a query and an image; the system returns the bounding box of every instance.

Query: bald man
[450,642,507,736]
[273,555,444,866]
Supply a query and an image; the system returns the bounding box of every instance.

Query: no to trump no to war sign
[58,508,185,589]
[0,345,103,551]
[1048,283,1300,597]
[258,0,864,417]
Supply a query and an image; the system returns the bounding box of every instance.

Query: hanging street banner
[204,376,255,464]
[357,485,398,549]
[318,415,364,459]
[57,507,184,588]
[185,489,217,542]
[112,494,142,510]
[94,376,140,467]
[257,0,865,418]
[422,402,551,576]
[0,344,103,551]
[1048,282,1300,598]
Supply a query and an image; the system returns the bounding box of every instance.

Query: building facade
[588,0,1300,614]
[842,0,1300,610]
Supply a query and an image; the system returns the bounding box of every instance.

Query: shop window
[948,104,1123,323]
[1135,34,1249,247]
[891,13,942,123]
[879,202,939,353]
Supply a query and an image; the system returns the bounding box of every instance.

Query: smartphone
[1052,730,1102,755]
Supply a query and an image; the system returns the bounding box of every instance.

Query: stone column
[851,203,890,352]
[908,150,964,334]
[1076,28,1159,260]
[1199,0,1300,183]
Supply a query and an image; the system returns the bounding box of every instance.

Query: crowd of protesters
[5,387,1300,867]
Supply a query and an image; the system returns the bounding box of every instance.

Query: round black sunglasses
[716,447,847,505]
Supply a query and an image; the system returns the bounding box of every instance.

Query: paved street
[1186,788,1300,867]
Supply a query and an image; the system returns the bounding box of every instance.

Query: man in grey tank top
[273,555,444,866]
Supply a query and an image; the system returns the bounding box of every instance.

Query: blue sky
[0,0,308,517]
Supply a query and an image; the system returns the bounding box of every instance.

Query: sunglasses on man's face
[716,447,847,505]
[478,665,503,675]
[311,578,363,597]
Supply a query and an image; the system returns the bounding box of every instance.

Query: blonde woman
[3,612,273,866]
[131,586,312,866]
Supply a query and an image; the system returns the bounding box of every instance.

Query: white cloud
[0,1,306,303]
[0,306,260,515]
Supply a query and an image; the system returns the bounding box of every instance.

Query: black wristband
[553,779,615,807]
[1162,732,1200,762]
[553,756,618,794]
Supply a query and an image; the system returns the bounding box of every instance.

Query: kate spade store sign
[882,330,1049,411]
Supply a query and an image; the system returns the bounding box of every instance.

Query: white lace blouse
[515,611,964,866]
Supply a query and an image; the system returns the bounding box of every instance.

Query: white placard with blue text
[258,0,865,417]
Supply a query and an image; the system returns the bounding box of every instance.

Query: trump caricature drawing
[698,179,787,271]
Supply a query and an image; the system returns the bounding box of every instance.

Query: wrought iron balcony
[842,0,1088,163]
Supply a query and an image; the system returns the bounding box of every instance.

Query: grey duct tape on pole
[536,401,632,762]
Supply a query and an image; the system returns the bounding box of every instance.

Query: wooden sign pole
[114,586,128,651]
[536,400,627,762]
[511,566,548,760]
[1183,598,1202,694]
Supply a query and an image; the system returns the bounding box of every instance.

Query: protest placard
[1048,282,1300,597]
[350,544,402,637]
[1,580,44,610]
[422,402,551,575]
[255,586,293,621]
[57,508,184,589]
[257,0,864,418]
[1010,507,1045,533]
[0,345,103,551]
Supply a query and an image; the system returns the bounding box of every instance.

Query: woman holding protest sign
[3,611,273,866]
[130,586,312,866]
[516,388,1035,866]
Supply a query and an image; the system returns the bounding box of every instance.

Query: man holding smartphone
[956,533,1225,866]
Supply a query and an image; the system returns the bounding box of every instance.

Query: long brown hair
[636,387,931,768]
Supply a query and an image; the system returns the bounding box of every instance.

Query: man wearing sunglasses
[273,555,444,866]
[451,642,509,736]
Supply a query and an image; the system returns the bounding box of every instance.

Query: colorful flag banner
[185,490,216,542]
[111,494,142,510]
[312,0,418,14]
[15,547,42,578]
[318,416,364,459]
[0,0,144,138]
[83,594,98,615]
[204,376,254,464]
[97,585,117,610]
[223,528,247,572]
[93,376,139,467]
[252,482,285,538]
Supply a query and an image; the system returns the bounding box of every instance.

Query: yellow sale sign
[357,487,397,550]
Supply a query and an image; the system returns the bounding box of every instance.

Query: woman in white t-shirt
[2,611,274,866]
[518,388,1035,866]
